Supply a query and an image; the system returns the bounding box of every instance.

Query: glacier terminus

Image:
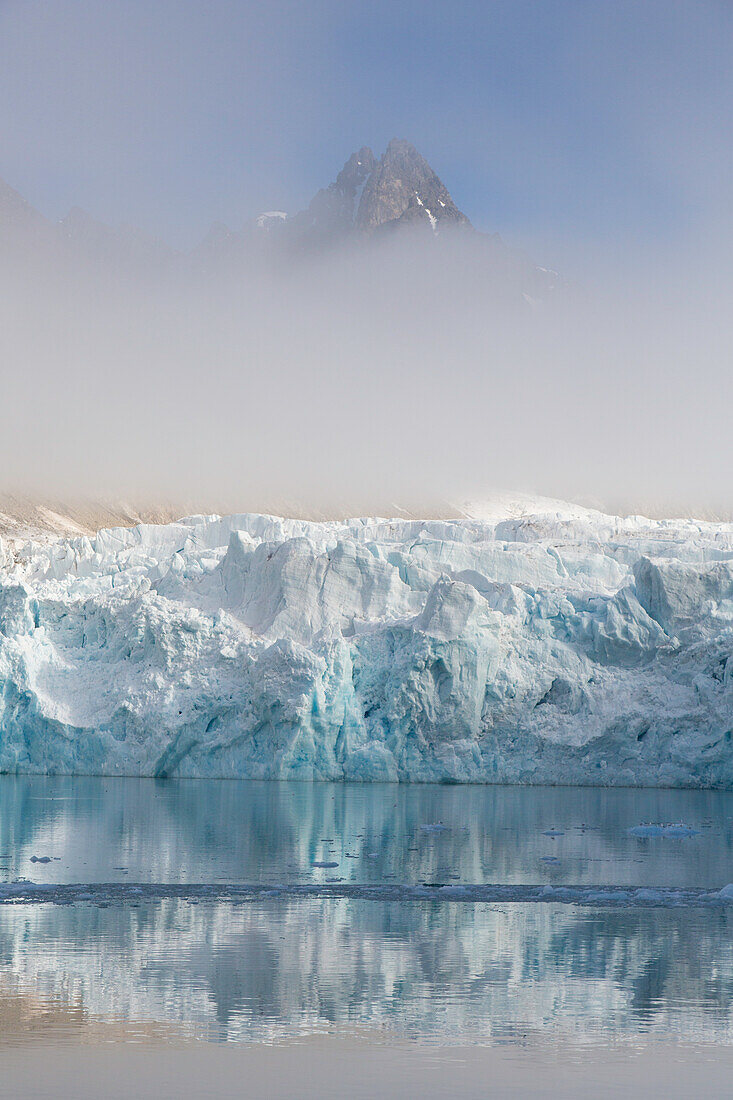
[1,498,732,787]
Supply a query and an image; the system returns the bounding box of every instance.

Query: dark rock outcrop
[288,146,377,243]
[288,139,470,244]
[355,139,470,233]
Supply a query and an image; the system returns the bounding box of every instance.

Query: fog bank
[1,223,731,519]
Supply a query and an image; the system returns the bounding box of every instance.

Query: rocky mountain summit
[288,139,471,243]
[287,146,376,241]
[356,139,470,232]
[0,140,556,296]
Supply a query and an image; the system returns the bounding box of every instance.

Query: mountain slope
[356,139,470,233]
[0,176,49,247]
[287,139,470,243]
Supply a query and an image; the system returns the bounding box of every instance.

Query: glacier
[0,498,732,786]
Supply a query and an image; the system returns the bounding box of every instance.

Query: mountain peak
[287,139,471,245]
[334,146,377,196]
[383,137,420,162]
[288,145,377,241]
[355,139,471,233]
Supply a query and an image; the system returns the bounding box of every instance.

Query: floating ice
[628,824,701,838]
[0,880,732,908]
[1,499,733,786]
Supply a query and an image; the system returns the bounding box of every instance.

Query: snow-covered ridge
[1,499,732,785]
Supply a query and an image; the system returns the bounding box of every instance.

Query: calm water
[1,775,732,1059]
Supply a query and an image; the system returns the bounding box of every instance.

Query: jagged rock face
[291,146,377,239]
[290,140,471,243]
[355,139,471,233]
[334,146,378,204]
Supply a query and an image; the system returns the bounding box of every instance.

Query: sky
[1,1,731,266]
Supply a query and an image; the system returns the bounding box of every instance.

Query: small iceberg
[628,823,701,839]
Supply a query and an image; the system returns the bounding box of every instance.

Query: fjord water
[1,775,733,1062]
[2,776,733,890]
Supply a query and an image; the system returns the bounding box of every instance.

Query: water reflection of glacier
[2,776,733,889]
[1,900,732,1044]
[1,776,732,1044]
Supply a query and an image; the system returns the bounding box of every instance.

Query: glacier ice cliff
[1,499,732,786]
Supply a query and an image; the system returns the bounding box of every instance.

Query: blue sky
[0,1,731,264]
